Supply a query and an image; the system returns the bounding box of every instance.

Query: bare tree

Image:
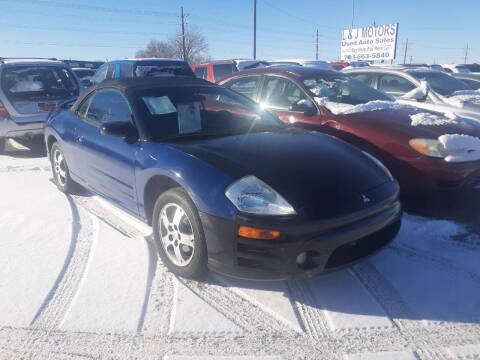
[135,25,209,64]
[135,40,175,59]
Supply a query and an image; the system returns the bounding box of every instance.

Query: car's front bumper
[0,117,44,139]
[403,156,480,191]
[200,190,402,281]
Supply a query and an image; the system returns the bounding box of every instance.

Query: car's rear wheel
[0,137,5,154]
[50,143,75,193]
[152,187,208,279]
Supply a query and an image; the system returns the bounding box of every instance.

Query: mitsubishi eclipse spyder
[44,77,401,280]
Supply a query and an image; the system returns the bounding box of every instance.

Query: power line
[0,22,169,37]
[1,0,177,17]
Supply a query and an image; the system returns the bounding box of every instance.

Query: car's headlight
[225,175,296,215]
[409,138,447,158]
[362,151,394,182]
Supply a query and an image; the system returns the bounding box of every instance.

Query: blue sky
[0,0,479,64]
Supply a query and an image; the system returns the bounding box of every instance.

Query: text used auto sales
[341,23,399,61]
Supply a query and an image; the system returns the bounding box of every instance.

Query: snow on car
[1,141,480,359]
[343,66,480,123]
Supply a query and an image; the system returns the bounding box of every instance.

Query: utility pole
[403,38,408,64]
[315,29,319,60]
[351,0,355,29]
[253,0,257,59]
[464,43,469,64]
[409,55,413,64]
[181,7,187,62]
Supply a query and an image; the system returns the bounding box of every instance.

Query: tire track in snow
[2,322,480,360]
[70,192,175,335]
[19,196,98,359]
[284,280,330,339]
[350,261,421,330]
[389,244,480,285]
[179,276,295,335]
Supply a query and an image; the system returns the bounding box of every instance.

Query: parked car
[269,59,334,71]
[72,68,95,89]
[461,63,480,73]
[453,73,480,90]
[441,64,471,74]
[0,58,80,153]
[343,66,480,123]
[191,60,269,83]
[219,66,480,194]
[44,77,401,280]
[92,58,195,85]
[330,62,349,71]
[62,60,104,70]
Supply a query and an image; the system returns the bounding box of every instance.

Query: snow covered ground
[0,141,479,360]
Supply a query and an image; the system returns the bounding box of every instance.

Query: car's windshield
[134,61,195,78]
[134,86,284,141]
[302,72,392,105]
[1,65,79,100]
[408,71,471,96]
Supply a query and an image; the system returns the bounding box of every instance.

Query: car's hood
[168,129,395,220]
[339,107,480,140]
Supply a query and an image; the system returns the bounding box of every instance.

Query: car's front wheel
[50,143,76,193]
[152,188,208,279]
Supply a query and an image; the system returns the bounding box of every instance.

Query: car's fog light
[296,252,307,265]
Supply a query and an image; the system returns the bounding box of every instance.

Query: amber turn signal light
[238,226,281,240]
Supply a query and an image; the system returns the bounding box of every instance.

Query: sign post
[341,23,399,62]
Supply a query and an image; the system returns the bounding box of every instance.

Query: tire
[152,187,208,279]
[0,137,5,154]
[50,142,76,193]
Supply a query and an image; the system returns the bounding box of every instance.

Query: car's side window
[194,66,207,79]
[85,90,132,125]
[92,63,107,84]
[213,64,235,82]
[260,76,307,110]
[76,94,94,118]
[461,79,480,90]
[351,73,377,87]
[119,63,134,78]
[106,63,116,80]
[378,74,416,97]
[223,76,260,100]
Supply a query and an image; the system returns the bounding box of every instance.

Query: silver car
[343,66,480,122]
[0,58,80,153]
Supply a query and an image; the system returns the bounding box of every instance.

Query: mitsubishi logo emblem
[361,194,371,204]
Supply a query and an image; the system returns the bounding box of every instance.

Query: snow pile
[410,112,459,126]
[445,90,480,107]
[314,97,412,115]
[438,133,480,162]
[399,81,428,100]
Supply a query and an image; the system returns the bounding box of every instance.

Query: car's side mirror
[289,99,317,116]
[100,121,137,140]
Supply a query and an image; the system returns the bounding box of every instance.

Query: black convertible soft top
[72,77,216,111]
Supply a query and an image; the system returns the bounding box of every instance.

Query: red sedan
[219,66,480,194]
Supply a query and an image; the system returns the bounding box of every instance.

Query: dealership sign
[341,23,399,62]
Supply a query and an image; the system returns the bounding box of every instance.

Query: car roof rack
[0,57,58,63]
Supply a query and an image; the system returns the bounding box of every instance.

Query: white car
[343,66,480,122]
[268,59,334,71]
[442,64,471,74]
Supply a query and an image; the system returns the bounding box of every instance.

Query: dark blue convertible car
[44,77,401,280]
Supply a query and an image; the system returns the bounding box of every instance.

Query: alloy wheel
[159,203,195,267]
